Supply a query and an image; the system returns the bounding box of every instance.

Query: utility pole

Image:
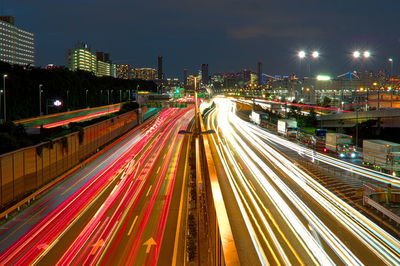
[356,106,359,149]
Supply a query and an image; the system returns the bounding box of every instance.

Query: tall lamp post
[298,50,319,76]
[3,74,8,122]
[353,50,371,69]
[66,89,69,110]
[85,89,89,108]
[298,51,306,76]
[355,106,359,149]
[388,58,394,77]
[39,84,43,116]
[0,88,2,123]
[353,50,371,108]
[310,51,319,74]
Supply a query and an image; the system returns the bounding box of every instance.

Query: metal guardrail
[363,196,400,225]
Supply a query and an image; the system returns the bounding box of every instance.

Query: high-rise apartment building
[66,43,112,77]
[257,61,263,85]
[157,56,163,80]
[201,64,209,84]
[97,60,111,77]
[0,16,35,66]
[96,51,111,77]
[66,43,97,73]
[242,69,251,83]
[132,68,157,80]
[116,64,133,79]
[96,52,110,63]
[110,64,117,78]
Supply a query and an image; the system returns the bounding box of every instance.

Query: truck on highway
[363,139,400,175]
[249,110,268,125]
[277,119,298,138]
[325,133,357,158]
[310,129,328,151]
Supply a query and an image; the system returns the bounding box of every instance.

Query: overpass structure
[318,108,400,128]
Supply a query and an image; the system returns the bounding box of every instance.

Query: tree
[322,96,332,107]
[0,62,158,120]
[305,108,317,127]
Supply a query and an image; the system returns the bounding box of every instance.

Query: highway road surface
[15,103,122,128]
[204,98,400,265]
[0,106,193,265]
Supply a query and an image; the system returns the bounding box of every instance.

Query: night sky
[4,0,400,78]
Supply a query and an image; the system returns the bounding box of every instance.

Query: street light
[353,51,361,58]
[353,50,371,74]
[39,84,43,116]
[312,51,319,58]
[85,89,88,107]
[388,58,394,77]
[298,50,319,75]
[66,89,69,110]
[3,74,8,122]
[0,88,2,123]
[298,51,306,59]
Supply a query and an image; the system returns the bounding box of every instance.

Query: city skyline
[3,0,400,77]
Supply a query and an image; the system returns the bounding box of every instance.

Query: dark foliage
[0,121,32,154]
[0,62,157,120]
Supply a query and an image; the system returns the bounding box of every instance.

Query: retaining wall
[0,110,138,207]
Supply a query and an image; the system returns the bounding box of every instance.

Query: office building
[0,16,35,66]
[132,68,157,80]
[116,64,133,79]
[158,56,163,80]
[257,61,263,85]
[243,69,251,83]
[201,64,209,84]
[110,64,116,78]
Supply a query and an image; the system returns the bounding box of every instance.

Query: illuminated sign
[316,75,331,81]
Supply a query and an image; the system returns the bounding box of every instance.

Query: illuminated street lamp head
[353,51,361,58]
[389,58,394,62]
[298,51,306,59]
[363,51,371,58]
[53,99,62,107]
[312,51,319,58]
